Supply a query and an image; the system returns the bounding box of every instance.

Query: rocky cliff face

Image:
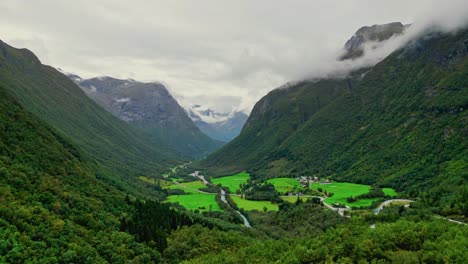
[71,76,223,158]
[78,77,185,123]
[340,22,409,60]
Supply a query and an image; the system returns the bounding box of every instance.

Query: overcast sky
[1,0,467,113]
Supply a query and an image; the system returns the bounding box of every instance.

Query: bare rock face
[69,75,223,158]
[77,77,184,124]
[340,22,409,60]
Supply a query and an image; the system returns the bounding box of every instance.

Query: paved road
[190,171,209,185]
[434,215,467,225]
[281,195,350,216]
[374,199,414,215]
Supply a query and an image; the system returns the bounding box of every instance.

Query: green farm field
[212,172,250,192]
[231,196,278,211]
[267,178,302,194]
[167,180,207,194]
[281,196,308,203]
[166,193,222,212]
[310,182,397,207]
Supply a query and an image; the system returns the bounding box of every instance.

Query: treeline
[120,199,194,252]
[163,217,467,263]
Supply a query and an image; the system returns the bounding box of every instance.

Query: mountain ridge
[203,26,468,217]
[70,75,224,158]
[0,39,180,197]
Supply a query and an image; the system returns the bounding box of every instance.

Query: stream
[220,189,251,228]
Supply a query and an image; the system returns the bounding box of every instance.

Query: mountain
[70,76,224,158]
[340,22,409,60]
[0,83,160,261]
[0,40,180,196]
[204,27,468,216]
[187,104,249,142]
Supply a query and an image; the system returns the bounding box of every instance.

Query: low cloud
[1,0,467,113]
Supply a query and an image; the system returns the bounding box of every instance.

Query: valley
[156,168,401,218]
[1,3,467,263]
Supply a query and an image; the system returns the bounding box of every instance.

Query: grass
[138,176,174,187]
[281,196,308,203]
[211,172,250,193]
[166,193,222,212]
[231,196,278,211]
[167,180,207,194]
[267,178,302,194]
[383,188,398,197]
[310,182,395,207]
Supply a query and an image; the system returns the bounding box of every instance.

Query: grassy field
[281,196,309,203]
[383,188,398,197]
[231,196,278,211]
[167,180,207,193]
[310,182,396,207]
[211,172,250,192]
[166,193,221,212]
[267,178,302,194]
[138,176,174,187]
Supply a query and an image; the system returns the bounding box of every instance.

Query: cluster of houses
[296,176,331,188]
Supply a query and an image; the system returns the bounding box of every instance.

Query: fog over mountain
[1,0,467,113]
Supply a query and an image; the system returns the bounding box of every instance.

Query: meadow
[310,182,397,207]
[166,193,222,212]
[267,178,302,194]
[231,196,279,211]
[211,172,250,192]
[167,180,207,193]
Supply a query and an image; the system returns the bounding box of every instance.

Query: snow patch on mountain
[187,104,233,124]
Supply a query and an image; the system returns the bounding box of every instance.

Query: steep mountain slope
[72,77,223,158]
[204,29,468,215]
[187,105,249,142]
[0,85,161,262]
[203,79,352,171]
[0,40,180,195]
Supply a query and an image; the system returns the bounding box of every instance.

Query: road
[374,199,414,215]
[281,195,350,216]
[189,171,209,185]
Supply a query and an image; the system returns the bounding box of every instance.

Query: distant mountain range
[67,75,224,159]
[187,104,249,142]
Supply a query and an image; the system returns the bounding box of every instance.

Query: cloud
[1,0,467,113]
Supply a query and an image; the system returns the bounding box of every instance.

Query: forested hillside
[0,84,242,262]
[204,29,468,217]
[0,85,160,262]
[0,40,181,196]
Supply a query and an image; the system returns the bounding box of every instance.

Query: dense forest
[0,85,239,262]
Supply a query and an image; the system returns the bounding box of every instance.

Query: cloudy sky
[1,0,467,113]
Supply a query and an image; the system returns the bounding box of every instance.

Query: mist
[293,2,468,88]
[1,0,467,113]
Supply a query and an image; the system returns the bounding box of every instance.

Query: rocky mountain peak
[340,22,410,60]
